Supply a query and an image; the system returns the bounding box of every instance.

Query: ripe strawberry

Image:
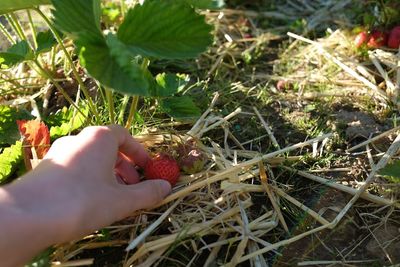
[388,26,400,49]
[144,153,180,186]
[367,30,388,48]
[354,31,369,48]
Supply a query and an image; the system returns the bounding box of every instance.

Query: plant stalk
[26,10,38,49]
[105,88,115,124]
[33,59,86,119]
[118,95,130,124]
[0,21,16,44]
[125,96,139,129]
[34,7,100,123]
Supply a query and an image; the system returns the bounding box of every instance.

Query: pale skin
[0,125,172,267]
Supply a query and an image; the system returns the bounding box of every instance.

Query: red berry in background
[388,26,400,49]
[354,31,369,48]
[276,80,291,91]
[144,153,180,186]
[367,30,388,48]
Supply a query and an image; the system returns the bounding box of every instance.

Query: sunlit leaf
[0,0,51,15]
[160,96,201,119]
[154,72,189,97]
[36,30,57,54]
[0,40,33,68]
[380,160,400,182]
[0,141,22,184]
[17,120,50,159]
[78,35,151,96]
[0,105,33,145]
[49,105,89,139]
[51,0,102,40]
[117,0,213,59]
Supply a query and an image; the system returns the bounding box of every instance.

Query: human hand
[5,125,171,244]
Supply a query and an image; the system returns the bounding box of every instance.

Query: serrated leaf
[0,141,22,184]
[160,96,201,119]
[36,30,57,54]
[0,0,51,14]
[154,72,189,97]
[78,35,151,96]
[51,0,102,40]
[0,40,33,68]
[0,105,33,145]
[17,120,50,159]
[380,160,400,182]
[184,0,225,9]
[49,105,89,139]
[117,0,213,59]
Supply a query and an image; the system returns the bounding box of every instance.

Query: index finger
[106,125,150,168]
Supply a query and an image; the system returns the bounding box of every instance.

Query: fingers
[105,125,150,168]
[115,153,140,184]
[116,180,171,217]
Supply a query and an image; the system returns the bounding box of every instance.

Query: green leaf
[49,105,89,139]
[0,105,33,145]
[0,40,33,68]
[0,0,51,15]
[51,0,102,40]
[380,160,400,182]
[154,72,189,97]
[117,0,213,59]
[78,34,151,96]
[0,141,22,184]
[184,0,225,9]
[36,30,57,54]
[160,96,201,119]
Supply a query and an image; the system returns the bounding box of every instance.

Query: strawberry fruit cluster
[354,26,400,49]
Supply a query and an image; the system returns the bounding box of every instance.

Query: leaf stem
[0,21,16,44]
[7,13,30,47]
[125,96,139,129]
[27,10,38,49]
[105,88,115,124]
[34,7,100,123]
[118,95,130,124]
[33,59,87,119]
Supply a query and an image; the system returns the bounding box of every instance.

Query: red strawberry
[354,31,369,48]
[144,153,180,186]
[367,30,388,48]
[388,26,400,49]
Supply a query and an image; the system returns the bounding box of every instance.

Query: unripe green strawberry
[179,149,206,174]
[144,153,180,186]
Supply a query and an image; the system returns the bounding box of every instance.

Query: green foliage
[51,0,212,97]
[35,30,57,54]
[154,73,189,97]
[160,96,201,119]
[117,0,213,59]
[51,0,103,40]
[0,105,33,145]
[0,41,34,68]
[49,106,89,139]
[0,141,22,183]
[0,0,51,14]
[379,160,400,182]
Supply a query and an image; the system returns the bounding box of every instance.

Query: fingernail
[158,180,172,196]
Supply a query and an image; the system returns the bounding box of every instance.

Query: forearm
[0,188,55,266]
[0,162,80,267]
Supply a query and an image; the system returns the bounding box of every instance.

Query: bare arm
[0,125,171,266]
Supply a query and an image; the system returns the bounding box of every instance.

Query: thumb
[119,179,171,214]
